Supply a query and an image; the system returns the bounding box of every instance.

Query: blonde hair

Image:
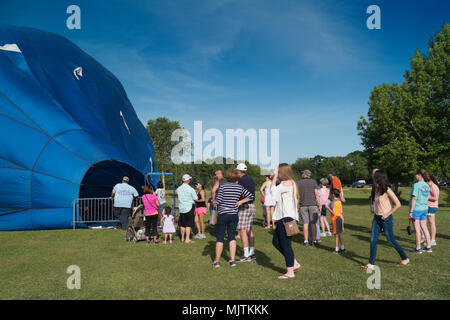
[278,163,295,181]
[277,163,299,200]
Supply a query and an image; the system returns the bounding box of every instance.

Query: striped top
[215,182,254,215]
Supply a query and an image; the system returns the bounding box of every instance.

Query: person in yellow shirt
[326,188,345,254]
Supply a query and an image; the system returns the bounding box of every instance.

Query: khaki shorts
[300,206,318,224]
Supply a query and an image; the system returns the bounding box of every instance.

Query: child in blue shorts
[409,169,432,254]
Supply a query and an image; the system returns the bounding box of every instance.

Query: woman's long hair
[278,163,295,181]
[429,175,439,189]
[373,170,389,195]
[277,163,299,200]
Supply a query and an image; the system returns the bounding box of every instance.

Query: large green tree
[146,117,182,173]
[358,24,449,189]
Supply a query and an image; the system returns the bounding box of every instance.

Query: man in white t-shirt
[111,176,138,230]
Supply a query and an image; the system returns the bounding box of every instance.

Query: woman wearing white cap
[176,174,198,243]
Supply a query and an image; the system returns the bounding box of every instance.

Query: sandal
[397,260,410,267]
[293,264,302,272]
[278,274,295,279]
[361,264,375,270]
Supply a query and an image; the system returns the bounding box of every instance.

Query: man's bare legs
[303,223,309,243]
[239,229,254,258]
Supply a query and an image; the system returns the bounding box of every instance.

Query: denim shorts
[412,209,428,221]
[428,207,438,216]
[216,214,239,243]
[320,205,327,217]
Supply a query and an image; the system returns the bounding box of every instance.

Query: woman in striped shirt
[212,168,254,268]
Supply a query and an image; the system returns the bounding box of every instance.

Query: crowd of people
[110,164,441,279]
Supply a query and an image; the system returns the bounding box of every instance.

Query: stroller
[125,204,146,243]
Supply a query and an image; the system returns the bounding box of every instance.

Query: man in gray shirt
[298,170,321,246]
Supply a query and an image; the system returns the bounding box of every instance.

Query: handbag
[210,210,218,225]
[281,181,300,236]
[406,218,413,235]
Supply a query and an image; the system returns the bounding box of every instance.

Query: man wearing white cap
[111,176,139,230]
[235,163,257,262]
[176,174,198,243]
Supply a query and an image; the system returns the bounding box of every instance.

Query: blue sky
[1,0,448,165]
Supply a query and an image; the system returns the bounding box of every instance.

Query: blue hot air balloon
[0,24,158,231]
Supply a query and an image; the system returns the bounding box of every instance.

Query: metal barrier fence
[72,197,143,230]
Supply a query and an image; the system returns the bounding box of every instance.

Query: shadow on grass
[254,249,286,274]
[314,242,398,265]
[437,233,450,240]
[201,237,286,274]
[354,231,415,245]
[342,223,371,234]
[344,222,417,245]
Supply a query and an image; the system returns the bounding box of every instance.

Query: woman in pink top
[142,185,160,244]
[318,178,332,236]
[426,176,440,246]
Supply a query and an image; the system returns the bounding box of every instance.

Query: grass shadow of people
[354,234,415,248]
[201,237,245,262]
[314,242,397,266]
[343,223,372,234]
[253,248,286,274]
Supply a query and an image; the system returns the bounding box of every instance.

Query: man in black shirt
[236,163,257,262]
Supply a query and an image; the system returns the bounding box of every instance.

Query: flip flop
[396,261,410,267]
[361,264,375,270]
[278,274,295,279]
[293,265,302,272]
[185,240,195,243]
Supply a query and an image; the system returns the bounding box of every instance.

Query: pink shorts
[195,207,207,215]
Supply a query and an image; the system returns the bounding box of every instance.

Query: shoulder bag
[281,181,300,236]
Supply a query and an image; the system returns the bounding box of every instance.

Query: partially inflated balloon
[0,24,158,230]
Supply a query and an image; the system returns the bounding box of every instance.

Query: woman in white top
[260,175,276,229]
[270,164,301,279]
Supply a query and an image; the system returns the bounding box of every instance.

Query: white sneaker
[320,232,326,237]
[326,232,332,236]
[431,240,437,246]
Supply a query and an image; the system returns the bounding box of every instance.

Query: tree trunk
[393,181,401,198]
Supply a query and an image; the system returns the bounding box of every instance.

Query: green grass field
[1,187,449,300]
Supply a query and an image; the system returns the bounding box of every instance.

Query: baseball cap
[182,174,192,181]
[236,163,247,171]
[123,176,130,182]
